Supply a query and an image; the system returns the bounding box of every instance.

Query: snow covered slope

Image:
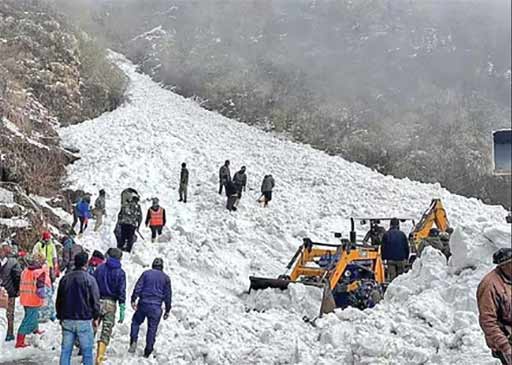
[2,53,509,365]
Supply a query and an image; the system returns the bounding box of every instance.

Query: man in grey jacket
[259,174,275,207]
[0,242,22,341]
[218,160,231,195]
[94,189,106,232]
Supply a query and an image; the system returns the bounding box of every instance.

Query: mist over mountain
[57,0,511,207]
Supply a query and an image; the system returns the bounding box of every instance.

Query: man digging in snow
[477,248,512,365]
[129,257,172,358]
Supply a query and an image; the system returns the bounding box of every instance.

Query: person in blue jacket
[93,248,126,364]
[75,195,92,235]
[381,218,410,282]
[129,258,172,358]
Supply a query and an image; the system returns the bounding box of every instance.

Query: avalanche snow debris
[1,53,508,365]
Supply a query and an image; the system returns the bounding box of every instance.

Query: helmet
[493,248,512,265]
[42,231,51,241]
[429,228,440,237]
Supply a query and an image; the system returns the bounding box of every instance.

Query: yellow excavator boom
[411,199,450,244]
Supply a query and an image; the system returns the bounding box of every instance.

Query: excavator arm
[411,199,450,244]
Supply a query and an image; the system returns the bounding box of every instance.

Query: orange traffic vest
[19,268,45,307]
[150,208,164,226]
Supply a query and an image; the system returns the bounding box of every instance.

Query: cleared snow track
[1,53,509,365]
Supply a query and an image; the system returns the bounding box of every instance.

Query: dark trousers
[79,217,88,234]
[150,226,163,240]
[218,182,224,195]
[130,304,162,355]
[226,195,237,211]
[119,224,136,252]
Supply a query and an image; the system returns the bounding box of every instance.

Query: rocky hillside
[0,0,127,247]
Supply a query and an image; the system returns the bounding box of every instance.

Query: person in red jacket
[145,198,166,243]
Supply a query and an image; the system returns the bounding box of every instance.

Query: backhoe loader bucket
[249,276,292,291]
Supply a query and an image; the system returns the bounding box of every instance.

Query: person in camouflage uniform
[92,248,126,365]
[417,228,451,260]
[117,195,142,253]
[179,163,189,203]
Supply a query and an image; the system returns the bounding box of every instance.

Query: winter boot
[15,334,28,348]
[5,334,15,342]
[128,341,137,354]
[143,349,152,358]
[95,341,107,365]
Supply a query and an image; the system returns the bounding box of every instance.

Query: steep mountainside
[0,0,126,247]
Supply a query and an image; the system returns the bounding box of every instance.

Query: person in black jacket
[0,242,22,341]
[381,218,410,281]
[225,181,238,211]
[56,252,100,365]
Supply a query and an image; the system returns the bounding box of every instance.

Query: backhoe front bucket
[249,276,292,292]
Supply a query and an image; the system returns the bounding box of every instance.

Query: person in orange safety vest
[145,198,167,243]
[15,253,50,348]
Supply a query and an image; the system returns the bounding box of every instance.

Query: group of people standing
[218,160,275,211]
[0,235,172,364]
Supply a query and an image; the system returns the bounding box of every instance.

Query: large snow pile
[1,53,510,365]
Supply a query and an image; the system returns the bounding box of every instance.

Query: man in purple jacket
[93,248,126,365]
[129,257,172,358]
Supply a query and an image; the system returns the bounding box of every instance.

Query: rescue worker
[76,195,93,235]
[417,228,451,260]
[32,231,59,322]
[0,242,22,341]
[258,174,275,207]
[117,194,142,252]
[56,252,100,365]
[88,250,106,275]
[218,160,231,195]
[233,166,247,201]
[179,163,189,203]
[71,194,83,235]
[93,248,126,364]
[145,198,167,243]
[15,254,48,348]
[362,220,386,246]
[93,189,107,232]
[61,229,85,274]
[129,258,172,358]
[225,180,239,211]
[477,248,512,365]
[381,218,410,282]
[32,231,59,282]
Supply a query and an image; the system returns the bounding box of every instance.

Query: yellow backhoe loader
[249,219,387,318]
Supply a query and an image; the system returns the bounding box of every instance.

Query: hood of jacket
[106,257,121,269]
